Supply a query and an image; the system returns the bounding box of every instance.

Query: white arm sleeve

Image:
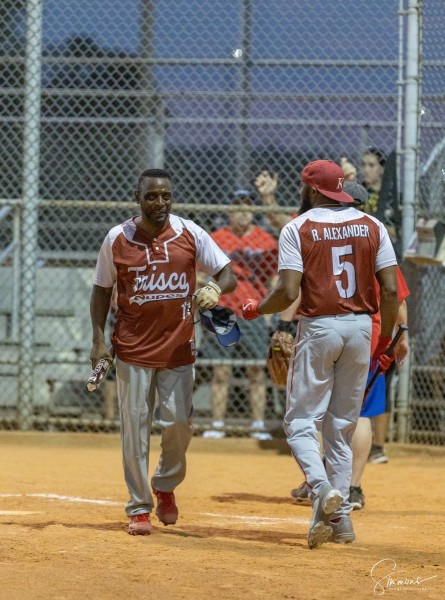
[187,221,231,275]
[375,222,398,272]
[93,233,117,288]
[278,222,303,272]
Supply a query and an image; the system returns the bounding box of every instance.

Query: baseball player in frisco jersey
[242,160,399,549]
[90,169,237,535]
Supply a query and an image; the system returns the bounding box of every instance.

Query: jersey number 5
[331,245,356,299]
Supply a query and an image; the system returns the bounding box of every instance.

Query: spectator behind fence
[200,189,278,441]
[361,147,387,216]
[254,157,357,232]
[360,147,405,460]
[90,168,237,536]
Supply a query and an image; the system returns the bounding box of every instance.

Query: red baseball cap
[301,160,354,203]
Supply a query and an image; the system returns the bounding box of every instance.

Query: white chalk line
[198,512,309,526]
[0,510,43,516]
[0,495,309,526]
[0,493,122,506]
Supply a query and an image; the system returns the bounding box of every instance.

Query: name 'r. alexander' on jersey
[311,223,370,242]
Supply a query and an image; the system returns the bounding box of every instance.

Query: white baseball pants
[284,313,372,517]
[116,358,194,516]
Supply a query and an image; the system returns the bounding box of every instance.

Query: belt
[353,311,371,315]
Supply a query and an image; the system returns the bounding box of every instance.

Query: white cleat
[307,483,343,549]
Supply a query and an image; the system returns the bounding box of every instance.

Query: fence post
[396,356,411,442]
[400,0,421,445]
[17,0,44,430]
[401,0,421,254]
[236,0,253,185]
[11,204,22,341]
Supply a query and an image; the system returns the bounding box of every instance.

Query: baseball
[232,48,243,59]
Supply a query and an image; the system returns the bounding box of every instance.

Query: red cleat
[153,489,179,525]
[128,513,153,535]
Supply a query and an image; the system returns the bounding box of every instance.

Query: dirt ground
[0,432,444,600]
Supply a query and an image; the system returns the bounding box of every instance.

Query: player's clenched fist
[192,281,221,309]
[340,157,357,181]
[254,170,278,197]
[242,298,262,320]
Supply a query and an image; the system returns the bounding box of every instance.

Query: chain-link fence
[0,0,443,442]
[404,0,445,444]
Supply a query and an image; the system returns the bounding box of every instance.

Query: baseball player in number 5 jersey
[242,160,399,549]
[90,169,237,535]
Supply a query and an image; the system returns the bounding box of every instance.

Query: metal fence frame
[0,0,444,442]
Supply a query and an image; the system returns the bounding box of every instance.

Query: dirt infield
[0,432,444,600]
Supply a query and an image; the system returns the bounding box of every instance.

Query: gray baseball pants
[284,313,372,517]
[116,358,194,516]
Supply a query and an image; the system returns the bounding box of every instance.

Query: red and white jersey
[278,207,397,317]
[94,214,231,368]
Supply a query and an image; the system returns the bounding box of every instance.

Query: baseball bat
[364,323,408,398]
[86,346,115,392]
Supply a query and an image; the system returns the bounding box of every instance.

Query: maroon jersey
[94,215,230,368]
[278,207,397,317]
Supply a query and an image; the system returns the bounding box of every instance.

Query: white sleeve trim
[93,227,119,287]
[172,215,230,275]
[375,219,398,272]
[278,221,303,272]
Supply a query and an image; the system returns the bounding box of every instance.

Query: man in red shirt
[242,160,399,548]
[201,191,278,440]
[90,169,237,535]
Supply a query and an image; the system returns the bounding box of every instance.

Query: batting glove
[242,298,262,320]
[192,281,221,309]
[371,335,395,372]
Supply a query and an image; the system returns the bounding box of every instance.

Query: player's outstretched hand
[254,171,278,198]
[242,298,262,320]
[192,281,221,309]
[371,335,395,372]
